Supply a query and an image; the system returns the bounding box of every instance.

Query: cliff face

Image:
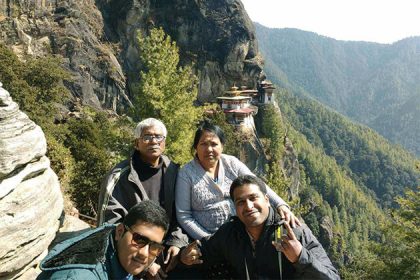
[97,0,265,102]
[0,0,130,112]
[0,0,264,110]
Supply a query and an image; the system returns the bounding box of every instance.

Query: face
[195,131,223,166]
[135,126,166,163]
[233,183,270,228]
[115,222,165,275]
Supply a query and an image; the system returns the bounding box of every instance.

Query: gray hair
[134,118,167,138]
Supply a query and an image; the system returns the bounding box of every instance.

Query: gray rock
[281,136,301,200]
[50,215,91,248]
[0,85,47,180]
[0,0,130,113]
[0,156,50,199]
[0,84,63,279]
[0,168,63,278]
[319,216,334,250]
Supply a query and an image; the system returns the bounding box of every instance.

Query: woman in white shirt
[175,121,300,240]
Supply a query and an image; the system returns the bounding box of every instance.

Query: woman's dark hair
[191,120,226,153]
[123,200,169,233]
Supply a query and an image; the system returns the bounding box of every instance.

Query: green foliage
[274,92,387,270]
[257,103,309,214]
[258,104,285,162]
[46,134,75,193]
[295,130,385,270]
[343,188,420,279]
[0,44,133,217]
[272,85,418,277]
[264,162,289,203]
[257,104,294,205]
[133,27,203,164]
[69,138,111,215]
[0,44,70,123]
[63,113,133,216]
[278,89,419,208]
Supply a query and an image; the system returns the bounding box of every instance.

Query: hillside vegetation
[266,89,419,276]
[278,89,419,208]
[255,23,420,156]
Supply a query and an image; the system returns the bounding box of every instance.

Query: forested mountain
[255,23,420,156]
[277,89,419,208]
[259,89,419,275]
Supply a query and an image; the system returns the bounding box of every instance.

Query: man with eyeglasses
[38,200,169,280]
[97,118,188,279]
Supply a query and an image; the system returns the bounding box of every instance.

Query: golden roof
[224,85,241,97]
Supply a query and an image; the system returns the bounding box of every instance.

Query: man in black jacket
[97,118,188,279]
[180,175,340,279]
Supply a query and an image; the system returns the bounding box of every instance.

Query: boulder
[0,85,46,181]
[0,83,63,279]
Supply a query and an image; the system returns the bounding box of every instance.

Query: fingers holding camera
[180,240,203,265]
[272,222,303,263]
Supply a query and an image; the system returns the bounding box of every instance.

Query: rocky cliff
[0,0,130,112]
[97,0,265,102]
[0,82,63,279]
[0,0,264,111]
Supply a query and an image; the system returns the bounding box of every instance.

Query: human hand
[147,262,161,277]
[277,205,301,228]
[272,221,302,263]
[164,246,180,272]
[180,240,203,265]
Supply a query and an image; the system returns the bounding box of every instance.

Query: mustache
[132,255,148,264]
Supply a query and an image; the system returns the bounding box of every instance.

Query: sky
[241,0,420,44]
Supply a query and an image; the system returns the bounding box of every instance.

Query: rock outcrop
[0,83,63,280]
[238,129,268,176]
[319,216,334,250]
[98,0,263,102]
[281,136,300,200]
[0,0,130,112]
[0,0,263,111]
[98,0,264,102]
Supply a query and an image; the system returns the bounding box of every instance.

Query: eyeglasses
[140,134,166,143]
[124,225,165,257]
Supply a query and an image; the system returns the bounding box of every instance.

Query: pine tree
[260,104,285,162]
[133,27,202,164]
[372,188,420,279]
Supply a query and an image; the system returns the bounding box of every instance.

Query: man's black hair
[191,120,226,154]
[230,175,267,200]
[123,200,169,232]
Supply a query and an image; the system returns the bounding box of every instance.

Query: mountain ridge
[255,23,420,156]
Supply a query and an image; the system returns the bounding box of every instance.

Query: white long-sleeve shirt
[175,154,287,240]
